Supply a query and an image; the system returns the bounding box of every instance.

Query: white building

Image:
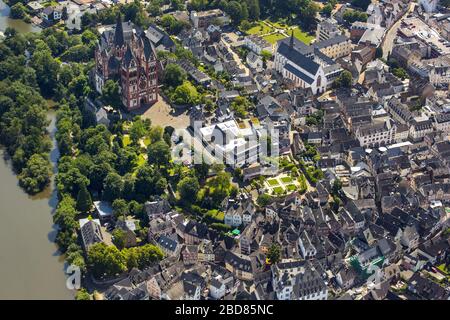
[355,119,397,147]
[419,0,439,13]
[271,259,327,300]
[199,120,261,168]
[274,35,327,94]
[223,196,255,227]
[298,230,317,259]
[316,19,341,41]
[209,276,227,299]
[274,35,343,93]
[409,116,434,140]
[244,34,273,55]
[434,113,450,133]
[246,51,263,72]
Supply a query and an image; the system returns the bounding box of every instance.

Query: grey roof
[123,45,134,68]
[284,63,314,84]
[157,235,178,252]
[96,107,109,123]
[314,34,349,49]
[145,199,171,216]
[224,251,252,272]
[146,24,175,49]
[183,280,198,296]
[277,42,320,76]
[42,7,54,15]
[278,36,312,55]
[142,36,155,61]
[80,219,103,248]
[114,14,125,47]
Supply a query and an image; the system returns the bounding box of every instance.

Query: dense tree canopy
[18,154,52,194]
[333,70,353,88]
[177,176,200,204]
[87,242,163,278]
[343,9,368,23]
[76,183,93,212]
[171,81,199,106]
[147,140,171,167]
[101,80,121,109]
[163,64,187,88]
[267,243,281,264]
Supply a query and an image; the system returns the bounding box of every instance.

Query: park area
[244,20,314,45]
[264,173,303,196]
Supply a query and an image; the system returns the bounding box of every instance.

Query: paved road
[221,36,250,76]
[382,3,415,60]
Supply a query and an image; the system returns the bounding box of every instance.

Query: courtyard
[264,173,301,196]
[244,20,314,45]
[131,95,190,130]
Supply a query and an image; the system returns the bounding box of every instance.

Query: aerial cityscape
[0,0,450,302]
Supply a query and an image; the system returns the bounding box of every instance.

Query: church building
[95,14,159,111]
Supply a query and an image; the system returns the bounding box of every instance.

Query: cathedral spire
[289,30,294,49]
[114,13,124,47]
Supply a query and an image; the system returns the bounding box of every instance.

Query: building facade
[274,35,327,94]
[355,119,397,147]
[95,15,159,111]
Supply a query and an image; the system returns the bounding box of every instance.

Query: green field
[292,27,314,45]
[267,178,279,186]
[280,176,293,183]
[271,21,288,29]
[286,184,297,191]
[273,186,284,194]
[263,32,286,44]
[206,209,225,222]
[244,19,314,45]
[246,22,272,35]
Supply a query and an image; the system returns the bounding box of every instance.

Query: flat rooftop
[399,17,450,55]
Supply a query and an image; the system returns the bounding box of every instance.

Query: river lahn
[0,110,73,299]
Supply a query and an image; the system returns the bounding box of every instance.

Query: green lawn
[42,1,58,7]
[263,32,286,44]
[271,21,288,29]
[143,137,151,147]
[292,27,314,45]
[206,209,225,222]
[122,135,131,147]
[267,178,279,186]
[246,22,272,35]
[286,184,297,191]
[245,20,313,45]
[437,264,449,275]
[273,186,284,194]
[280,176,293,183]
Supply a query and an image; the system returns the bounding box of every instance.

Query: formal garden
[261,156,309,196]
[242,19,314,45]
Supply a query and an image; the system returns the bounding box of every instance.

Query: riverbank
[0,112,73,299]
[0,0,40,33]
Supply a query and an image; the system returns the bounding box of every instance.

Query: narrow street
[221,36,251,76]
[381,3,415,60]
